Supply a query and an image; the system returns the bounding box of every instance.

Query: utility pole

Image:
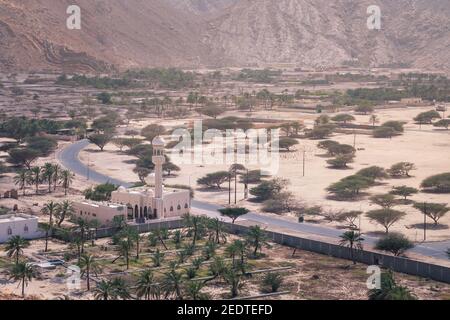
[244,169,249,200]
[234,169,237,205]
[302,150,306,177]
[228,173,231,205]
[353,130,357,149]
[423,202,427,241]
[87,152,90,181]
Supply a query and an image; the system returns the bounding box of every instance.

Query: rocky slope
[0,0,449,72]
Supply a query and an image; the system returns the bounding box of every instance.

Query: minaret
[152,136,166,198]
[152,136,165,218]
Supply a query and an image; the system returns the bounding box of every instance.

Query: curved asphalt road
[57,139,450,261]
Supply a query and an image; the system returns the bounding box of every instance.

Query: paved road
[57,140,450,261]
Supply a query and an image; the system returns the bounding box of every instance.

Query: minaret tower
[152,136,166,218]
[152,136,166,198]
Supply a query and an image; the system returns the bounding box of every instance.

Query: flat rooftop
[0,214,37,223]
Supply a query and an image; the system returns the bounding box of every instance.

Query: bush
[262,192,296,214]
[421,173,450,193]
[357,166,389,181]
[366,209,406,233]
[414,110,441,124]
[327,175,374,199]
[84,183,119,201]
[261,273,283,293]
[250,178,289,202]
[327,154,355,169]
[197,171,229,189]
[388,162,416,178]
[375,232,414,256]
[373,126,397,138]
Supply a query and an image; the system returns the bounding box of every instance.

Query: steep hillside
[204,0,450,70]
[0,0,449,72]
[0,0,207,72]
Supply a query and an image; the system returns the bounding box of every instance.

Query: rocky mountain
[0,0,449,72]
[0,0,207,72]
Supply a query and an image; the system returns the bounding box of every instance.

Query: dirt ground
[1,235,449,300]
[79,106,450,242]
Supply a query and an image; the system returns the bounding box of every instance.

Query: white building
[73,136,191,226]
[0,213,41,243]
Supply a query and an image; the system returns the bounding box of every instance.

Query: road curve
[57,140,450,261]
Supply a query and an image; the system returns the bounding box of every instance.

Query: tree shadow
[408,223,449,230]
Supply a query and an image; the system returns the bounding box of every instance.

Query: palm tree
[261,273,284,293]
[151,249,165,267]
[368,271,416,300]
[60,169,74,195]
[41,223,52,253]
[52,164,61,191]
[79,253,101,291]
[115,239,132,270]
[135,269,158,300]
[339,231,364,265]
[185,281,208,300]
[5,236,30,265]
[73,218,90,254]
[42,163,55,193]
[226,240,246,272]
[110,277,131,300]
[245,225,270,257]
[203,241,218,261]
[223,267,242,298]
[41,201,57,226]
[162,269,183,300]
[207,218,227,244]
[29,166,42,194]
[9,262,37,297]
[94,280,114,300]
[13,170,30,196]
[55,200,74,227]
[183,214,204,246]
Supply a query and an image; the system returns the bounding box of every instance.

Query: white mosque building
[73,137,191,226]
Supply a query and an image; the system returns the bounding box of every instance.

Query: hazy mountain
[0,0,449,72]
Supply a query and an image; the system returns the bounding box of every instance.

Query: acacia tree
[413,202,450,226]
[88,133,113,151]
[219,207,249,224]
[366,209,406,233]
[388,162,416,178]
[389,186,418,201]
[370,194,397,209]
[197,171,229,189]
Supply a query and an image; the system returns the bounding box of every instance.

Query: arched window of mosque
[7,227,12,235]
[185,203,189,209]
[170,206,174,212]
[24,225,29,233]
[177,205,181,210]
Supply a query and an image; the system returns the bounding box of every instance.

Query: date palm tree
[151,249,165,267]
[339,231,364,265]
[41,200,57,226]
[110,277,131,300]
[9,262,37,297]
[94,280,114,300]
[162,268,183,300]
[245,225,270,257]
[185,281,208,300]
[223,267,242,298]
[60,169,74,195]
[207,218,227,244]
[135,269,158,300]
[79,253,101,291]
[5,236,30,265]
[29,166,42,194]
[114,239,133,270]
[52,164,61,191]
[55,200,74,227]
[42,163,55,193]
[13,170,30,196]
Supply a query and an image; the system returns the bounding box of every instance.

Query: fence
[56,217,450,284]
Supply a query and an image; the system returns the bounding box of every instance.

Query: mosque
[73,137,191,226]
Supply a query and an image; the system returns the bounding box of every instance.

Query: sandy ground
[80,106,450,242]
